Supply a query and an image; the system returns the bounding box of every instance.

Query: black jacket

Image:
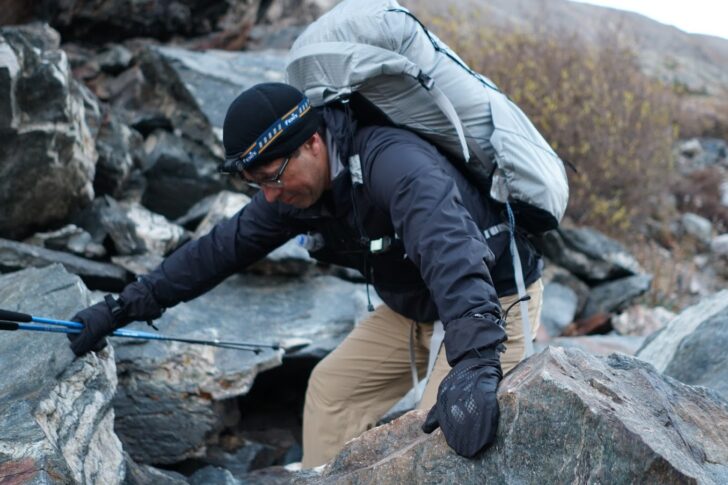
[136,107,542,365]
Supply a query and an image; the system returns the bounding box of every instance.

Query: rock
[141,128,228,219]
[711,233,728,256]
[579,274,652,320]
[99,197,188,256]
[189,466,241,485]
[538,335,646,356]
[24,224,106,259]
[0,265,125,484]
[258,0,338,27]
[313,348,728,484]
[679,138,703,158]
[175,192,222,229]
[97,44,134,74]
[540,281,579,337]
[38,0,261,44]
[0,238,128,291]
[94,108,146,200]
[612,304,675,337]
[0,23,98,239]
[122,452,188,485]
[113,274,375,464]
[637,289,728,401]
[681,212,713,245]
[193,191,251,239]
[138,45,286,153]
[538,227,643,282]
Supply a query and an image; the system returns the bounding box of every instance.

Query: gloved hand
[68,295,125,356]
[422,347,503,457]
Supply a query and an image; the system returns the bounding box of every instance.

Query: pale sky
[572,0,728,39]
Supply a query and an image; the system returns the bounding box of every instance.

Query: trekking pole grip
[0,309,32,323]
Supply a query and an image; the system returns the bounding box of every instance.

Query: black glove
[422,347,503,457]
[68,294,124,356]
[68,279,166,357]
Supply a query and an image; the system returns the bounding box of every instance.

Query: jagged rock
[538,335,646,356]
[0,265,125,484]
[637,289,728,401]
[0,23,98,239]
[193,191,252,239]
[612,304,675,337]
[0,238,128,291]
[681,212,714,245]
[94,108,146,200]
[309,348,728,484]
[37,0,261,45]
[113,274,375,464]
[540,281,579,337]
[98,197,188,256]
[579,274,653,320]
[24,224,106,259]
[175,192,222,229]
[137,45,286,154]
[538,227,644,282]
[141,128,228,219]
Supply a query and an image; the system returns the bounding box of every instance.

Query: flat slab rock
[113,273,378,464]
[293,347,728,484]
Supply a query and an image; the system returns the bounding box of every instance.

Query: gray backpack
[287,0,566,357]
[286,0,569,235]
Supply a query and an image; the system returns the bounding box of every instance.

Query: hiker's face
[246,133,330,208]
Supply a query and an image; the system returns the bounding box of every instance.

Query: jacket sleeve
[364,134,506,365]
[130,192,298,314]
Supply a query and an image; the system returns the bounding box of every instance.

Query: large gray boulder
[308,347,728,484]
[0,265,124,484]
[539,227,644,282]
[637,289,728,401]
[131,46,287,218]
[0,24,98,239]
[113,273,376,464]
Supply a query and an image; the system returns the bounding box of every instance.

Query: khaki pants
[301,279,543,467]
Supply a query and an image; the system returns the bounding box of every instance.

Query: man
[69,82,543,467]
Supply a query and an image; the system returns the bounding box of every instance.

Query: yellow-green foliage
[425,13,678,235]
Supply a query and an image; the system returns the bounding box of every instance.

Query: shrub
[416,8,679,237]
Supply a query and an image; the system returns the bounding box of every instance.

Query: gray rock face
[0,237,128,291]
[637,290,728,401]
[113,274,374,464]
[539,227,644,282]
[540,281,579,336]
[0,265,124,484]
[94,109,145,199]
[98,197,188,256]
[0,23,98,239]
[579,274,653,320]
[311,348,728,484]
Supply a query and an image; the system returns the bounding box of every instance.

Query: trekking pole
[0,308,287,353]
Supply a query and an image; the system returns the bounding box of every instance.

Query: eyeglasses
[240,155,291,189]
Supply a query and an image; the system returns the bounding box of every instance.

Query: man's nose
[262,185,283,203]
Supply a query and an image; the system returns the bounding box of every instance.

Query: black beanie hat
[221,82,322,173]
